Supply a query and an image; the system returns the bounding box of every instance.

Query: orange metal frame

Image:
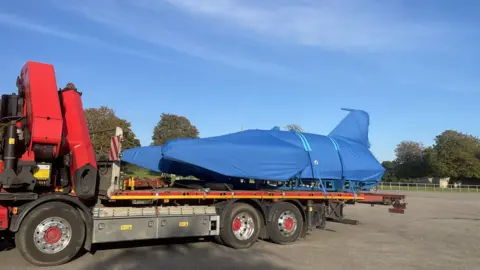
[109,189,364,201]
[111,177,407,213]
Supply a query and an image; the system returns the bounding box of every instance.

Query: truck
[0,61,406,267]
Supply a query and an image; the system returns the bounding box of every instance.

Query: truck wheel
[15,202,86,267]
[267,202,303,245]
[220,203,261,249]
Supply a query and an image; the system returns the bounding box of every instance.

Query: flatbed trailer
[86,176,407,247]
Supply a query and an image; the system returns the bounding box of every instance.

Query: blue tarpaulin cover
[121,109,385,183]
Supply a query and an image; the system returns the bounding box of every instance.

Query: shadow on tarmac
[0,231,292,270]
[87,237,291,270]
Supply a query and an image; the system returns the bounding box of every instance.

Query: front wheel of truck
[15,202,86,267]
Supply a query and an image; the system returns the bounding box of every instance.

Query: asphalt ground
[1,191,479,270]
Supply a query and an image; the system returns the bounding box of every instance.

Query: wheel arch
[9,194,93,251]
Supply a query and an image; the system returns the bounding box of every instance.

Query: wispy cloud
[0,13,170,64]
[49,0,291,76]
[162,0,457,52]
[4,0,474,80]
[46,0,471,76]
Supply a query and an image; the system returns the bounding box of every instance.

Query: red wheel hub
[284,217,294,231]
[44,226,62,244]
[233,218,242,231]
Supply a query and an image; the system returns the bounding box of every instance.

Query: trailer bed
[107,186,406,212]
[110,188,359,200]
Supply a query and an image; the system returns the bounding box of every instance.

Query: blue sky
[0,0,479,161]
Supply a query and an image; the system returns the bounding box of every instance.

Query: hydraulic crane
[0,61,97,199]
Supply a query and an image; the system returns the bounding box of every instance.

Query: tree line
[84,106,199,156]
[382,130,480,183]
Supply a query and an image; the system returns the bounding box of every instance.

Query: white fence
[378,182,480,192]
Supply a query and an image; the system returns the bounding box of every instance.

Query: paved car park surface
[1,191,479,270]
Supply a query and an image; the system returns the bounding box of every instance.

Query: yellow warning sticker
[33,164,51,180]
[120,224,132,230]
[179,221,189,227]
[8,138,15,145]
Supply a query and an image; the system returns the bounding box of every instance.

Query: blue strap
[319,179,327,199]
[295,131,327,199]
[328,136,356,199]
[294,132,312,151]
[327,136,344,181]
[347,180,356,200]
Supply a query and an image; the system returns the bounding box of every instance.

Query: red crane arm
[0,61,98,199]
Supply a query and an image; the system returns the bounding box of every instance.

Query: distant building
[416,177,449,188]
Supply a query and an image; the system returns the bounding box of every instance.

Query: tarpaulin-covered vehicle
[122,108,385,192]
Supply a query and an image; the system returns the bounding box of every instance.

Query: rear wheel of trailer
[267,202,303,245]
[218,203,261,249]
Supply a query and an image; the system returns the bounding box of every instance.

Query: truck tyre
[219,203,261,249]
[213,235,224,245]
[267,202,303,245]
[15,202,86,267]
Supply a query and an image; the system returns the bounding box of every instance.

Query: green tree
[395,141,424,164]
[422,146,438,177]
[84,106,141,156]
[285,124,304,132]
[427,130,480,178]
[151,113,199,146]
[394,141,427,179]
[381,160,399,182]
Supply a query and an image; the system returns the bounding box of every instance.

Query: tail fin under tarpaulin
[328,108,371,148]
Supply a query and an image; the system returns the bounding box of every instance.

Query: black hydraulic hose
[4,121,18,170]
